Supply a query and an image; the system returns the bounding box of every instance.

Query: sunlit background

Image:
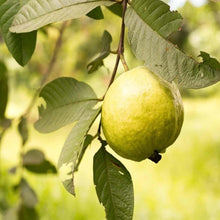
[1,0,220,219]
[169,0,207,9]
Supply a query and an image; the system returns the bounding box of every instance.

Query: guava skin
[101,66,184,162]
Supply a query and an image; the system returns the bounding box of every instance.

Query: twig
[107,0,129,89]
[24,21,69,117]
[97,0,129,137]
[108,55,120,88]
[120,54,129,71]
[11,21,70,182]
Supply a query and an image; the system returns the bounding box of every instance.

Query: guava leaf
[20,178,38,208]
[34,77,100,133]
[87,6,104,20]
[18,117,29,146]
[23,149,45,165]
[199,51,220,71]
[74,134,94,172]
[93,146,134,220]
[125,0,220,89]
[23,149,57,174]
[10,0,114,33]
[0,61,8,119]
[24,160,57,174]
[130,0,183,38]
[106,3,123,17]
[0,0,36,66]
[18,204,39,220]
[58,108,100,196]
[87,30,112,73]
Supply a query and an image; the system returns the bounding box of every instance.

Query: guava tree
[0,0,220,219]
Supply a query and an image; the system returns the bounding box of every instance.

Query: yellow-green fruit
[101,66,184,162]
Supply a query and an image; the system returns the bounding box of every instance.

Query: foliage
[9,0,114,33]
[125,0,220,89]
[0,0,220,219]
[0,0,37,66]
[87,30,112,73]
[0,60,8,119]
[94,142,134,220]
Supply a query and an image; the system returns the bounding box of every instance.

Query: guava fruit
[101,66,184,162]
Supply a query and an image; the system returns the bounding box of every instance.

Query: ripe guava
[101,66,184,162]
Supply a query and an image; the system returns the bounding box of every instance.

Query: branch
[24,21,70,117]
[107,0,128,89]
[7,21,70,184]
[120,54,129,71]
[97,0,129,138]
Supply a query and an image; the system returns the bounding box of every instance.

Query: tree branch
[97,0,129,138]
[107,0,128,89]
[24,21,70,117]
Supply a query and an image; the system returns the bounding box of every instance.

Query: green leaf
[58,107,100,196]
[199,51,220,71]
[87,6,104,20]
[10,0,114,33]
[34,77,100,133]
[18,117,29,146]
[131,0,182,38]
[87,30,112,73]
[125,2,220,89]
[106,3,123,17]
[18,204,39,220]
[23,149,45,165]
[0,60,8,119]
[19,178,38,208]
[23,149,57,174]
[93,146,134,220]
[0,0,36,66]
[24,160,57,174]
[74,134,94,172]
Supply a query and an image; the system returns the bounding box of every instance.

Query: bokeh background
[1,0,220,219]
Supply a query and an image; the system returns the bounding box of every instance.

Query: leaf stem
[110,50,118,54]
[120,54,129,71]
[107,0,128,89]
[108,55,120,88]
[97,0,128,139]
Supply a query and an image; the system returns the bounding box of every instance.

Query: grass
[1,87,220,220]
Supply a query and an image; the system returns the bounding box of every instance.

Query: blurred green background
[1,1,220,219]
